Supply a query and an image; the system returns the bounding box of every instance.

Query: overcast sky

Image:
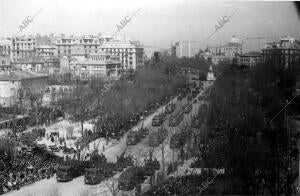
[1,0,300,51]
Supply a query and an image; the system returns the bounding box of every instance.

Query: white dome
[230,36,240,44]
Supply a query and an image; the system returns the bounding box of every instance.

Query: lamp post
[297,140,300,193]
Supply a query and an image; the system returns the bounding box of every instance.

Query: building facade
[70,52,121,79]
[54,35,102,57]
[0,38,12,56]
[0,55,11,70]
[99,37,144,70]
[262,36,300,69]
[36,44,56,59]
[0,70,48,107]
[11,36,36,62]
[172,41,200,58]
[237,52,261,68]
[207,36,243,65]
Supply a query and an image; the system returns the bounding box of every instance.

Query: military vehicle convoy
[126,126,150,145]
[169,111,184,127]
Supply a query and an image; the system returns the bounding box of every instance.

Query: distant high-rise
[172,41,200,58]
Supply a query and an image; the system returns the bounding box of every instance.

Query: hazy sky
[1,0,300,51]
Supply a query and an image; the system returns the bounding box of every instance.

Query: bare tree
[102,177,119,196]
[28,88,43,128]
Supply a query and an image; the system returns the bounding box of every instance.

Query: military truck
[84,168,105,185]
[84,167,113,185]
[165,103,176,114]
[169,112,184,127]
[126,130,140,145]
[152,113,166,126]
[118,167,146,191]
[56,166,80,182]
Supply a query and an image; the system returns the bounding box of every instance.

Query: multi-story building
[11,36,36,62]
[0,70,48,108]
[208,36,242,57]
[208,36,243,65]
[99,37,144,70]
[237,52,261,68]
[0,38,12,57]
[0,55,11,70]
[262,36,300,69]
[172,41,200,58]
[70,52,121,79]
[36,44,56,59]
[55,35,102,57]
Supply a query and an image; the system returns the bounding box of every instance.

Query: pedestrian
[103,144,105,152]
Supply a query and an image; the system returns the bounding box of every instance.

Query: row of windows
[92,57,105,61]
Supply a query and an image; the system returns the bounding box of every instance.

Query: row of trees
[201,61,299,195]
[56,63,186,140]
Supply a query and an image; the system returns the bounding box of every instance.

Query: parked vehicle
[63,147,75,154]
[165,103,176,114]
[152,113,166,126]
[36,143,47,149]
[118,167,146,191]
[126,131,140,145]
[169,112,184,127]
[148,128,168,147]
[56,166,78,182]
[50,146,60,152]
[139,126,150,138]
[84,168,107,185]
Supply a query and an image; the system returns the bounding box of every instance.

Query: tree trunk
[81,120,84,137]
[36,102,39,129]
[19,97,23,115]
[161,143,165,177]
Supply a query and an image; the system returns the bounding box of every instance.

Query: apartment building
[0,38,12,57]
[262,36,300,69]
[0,70,48,107]
[36,44,56,59]
[55,35,102,57]
[0,55,11,70]
[237,52,261,68]
[70,52,121,79]
[99,37,144,70]
[11,36,36,62]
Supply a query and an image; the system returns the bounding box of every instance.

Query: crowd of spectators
[0,146,62,194]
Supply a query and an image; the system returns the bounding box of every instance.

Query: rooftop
[240,51,261,57]
[0,70,48,81]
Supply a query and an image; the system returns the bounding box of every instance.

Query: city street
[4,79,210,196]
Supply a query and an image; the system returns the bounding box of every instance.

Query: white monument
[207,65,216,81]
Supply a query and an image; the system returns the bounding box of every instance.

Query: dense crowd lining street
[4,75,211,196]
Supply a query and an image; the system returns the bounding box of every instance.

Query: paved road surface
[5,79,211,196]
